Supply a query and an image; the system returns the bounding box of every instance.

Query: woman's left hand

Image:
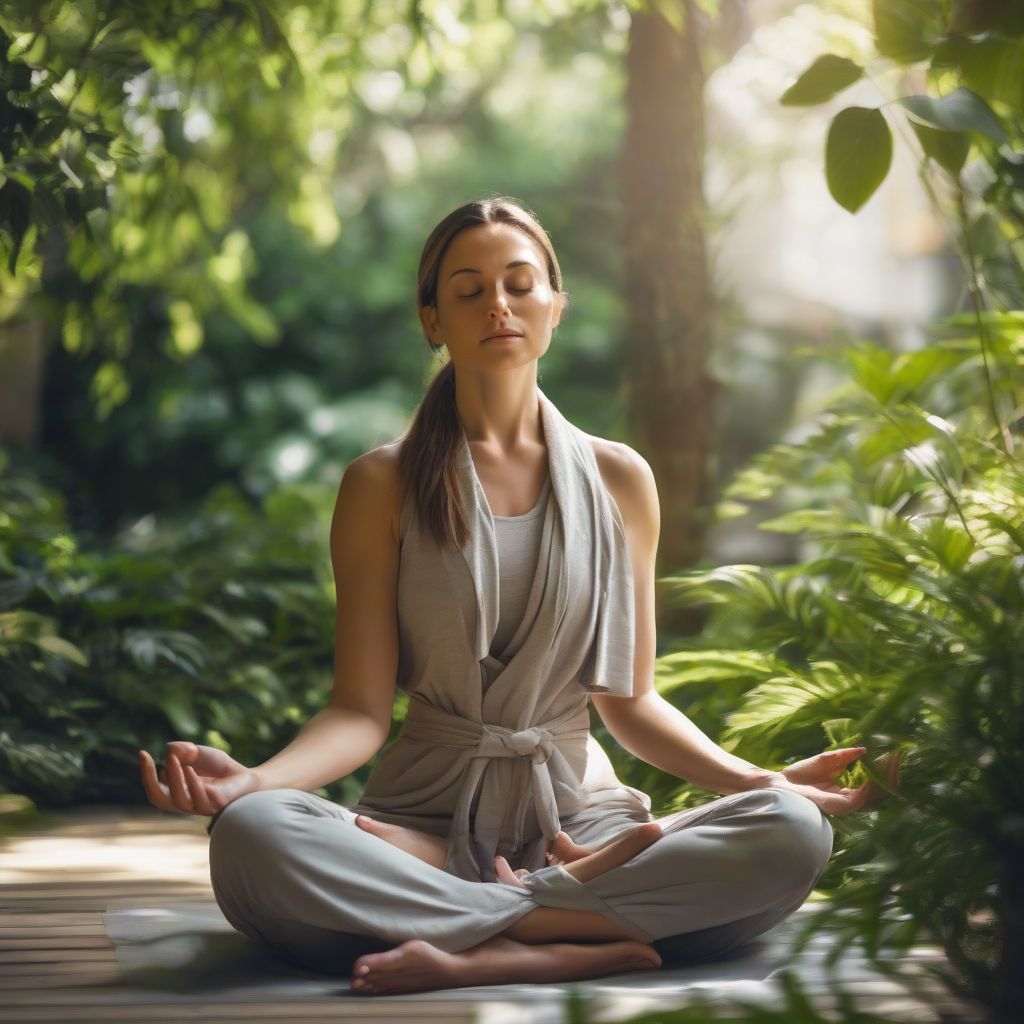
[767,746,873,816]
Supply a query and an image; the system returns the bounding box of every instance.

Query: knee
[754,788,833,891]
[729,786,831,892]
[208,789,302,874]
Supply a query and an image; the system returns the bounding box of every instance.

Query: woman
[139,197,869,995]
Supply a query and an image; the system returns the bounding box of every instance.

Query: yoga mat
[98,898,791,1004]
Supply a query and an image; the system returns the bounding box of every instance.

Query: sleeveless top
[350,387,652,883]
[489,473,552,661]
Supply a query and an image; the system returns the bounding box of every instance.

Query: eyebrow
[447,259,540,281]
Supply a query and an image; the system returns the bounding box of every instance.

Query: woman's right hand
[139,741,262,817]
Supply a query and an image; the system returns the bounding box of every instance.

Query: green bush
[0,451,393,809]
[657,325,1022,1010]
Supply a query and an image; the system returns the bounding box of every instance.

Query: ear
[419,304,442,345]
[551,291,567,331]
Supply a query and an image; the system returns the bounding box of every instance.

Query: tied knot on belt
[397,694,591,876]
[477,724,554,763]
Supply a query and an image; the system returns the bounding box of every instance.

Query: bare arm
[253,446,402,793]
[589,441,772,793]
[252,704,390,794]
[598,690,772,794]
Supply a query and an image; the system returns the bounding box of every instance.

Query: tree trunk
[617,0,717,642]
[0,314,46,447]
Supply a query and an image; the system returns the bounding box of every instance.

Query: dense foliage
[0,454,406,809]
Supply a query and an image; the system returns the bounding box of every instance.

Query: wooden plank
[0,894,210,913]
[0,1014,477,1024]
[0,948,118,963]
[0,969,125,990]
[0,925,110,937]
[0,958,121,978]
[0,997,480,1019]
[0,915,109,927]
[1,884,209,895]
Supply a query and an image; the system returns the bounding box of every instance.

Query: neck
[453,373,543,454]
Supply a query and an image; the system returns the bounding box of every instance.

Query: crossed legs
[208,788,832,994]
[345,819,665,993]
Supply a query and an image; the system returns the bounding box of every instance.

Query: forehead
[441,223,545,275]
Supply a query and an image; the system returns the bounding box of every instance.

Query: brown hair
[397,196,568,550]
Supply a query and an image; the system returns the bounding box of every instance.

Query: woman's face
[421,222,565,371]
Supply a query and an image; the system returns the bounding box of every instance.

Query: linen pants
[207,786,833,976]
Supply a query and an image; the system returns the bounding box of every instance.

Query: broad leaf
[825,107,893,213]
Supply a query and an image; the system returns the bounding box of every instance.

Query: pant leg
[207,788,539,969]
[520,788,833,960]
[208,786,831,973]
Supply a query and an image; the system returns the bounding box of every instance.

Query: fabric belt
[399,694,591,877]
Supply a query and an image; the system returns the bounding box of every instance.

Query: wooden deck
[0,804,984,1024]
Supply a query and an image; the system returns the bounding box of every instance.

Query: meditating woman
[139,196,869,996]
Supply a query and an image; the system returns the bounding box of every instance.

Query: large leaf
[725,663,861,737]
[825,107,893,213]
[780,55,864,106]
[654,650,784,692]
[898,88,1008,144]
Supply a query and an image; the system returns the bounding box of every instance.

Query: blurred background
[1,1,1021,1017]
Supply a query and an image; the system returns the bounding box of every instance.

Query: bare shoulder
[586,434,660,537]
[332,439,406,548]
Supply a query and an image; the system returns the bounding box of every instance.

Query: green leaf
[122,629,208,677]
[919,518,974,574]
[759,509,850,535]
[34,635,89,667]
[910,120,970,176]
[898,88,1008,144]
[726,669,851,736]
[780,55,864,106]
[655,650,782,691]
[825,107,893,213]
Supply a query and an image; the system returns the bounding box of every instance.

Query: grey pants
[207,787,833,976]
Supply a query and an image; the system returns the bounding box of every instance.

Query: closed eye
[459,287,533,299]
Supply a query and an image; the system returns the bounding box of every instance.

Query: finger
[183,765,216,816]
[139,750,175,812]
[165,752,196,814]
[167,740,199,768]
[830,747,867,767]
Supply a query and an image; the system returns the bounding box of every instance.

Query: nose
[479,285,511,317]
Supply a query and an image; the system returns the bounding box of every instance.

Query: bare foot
[353,814,448,870]
[494,823,663,887]
[349,934,661,994]
[547,829,605,865]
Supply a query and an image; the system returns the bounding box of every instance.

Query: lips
[483,331,523,341]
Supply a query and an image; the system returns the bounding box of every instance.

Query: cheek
[526,286,555,312]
